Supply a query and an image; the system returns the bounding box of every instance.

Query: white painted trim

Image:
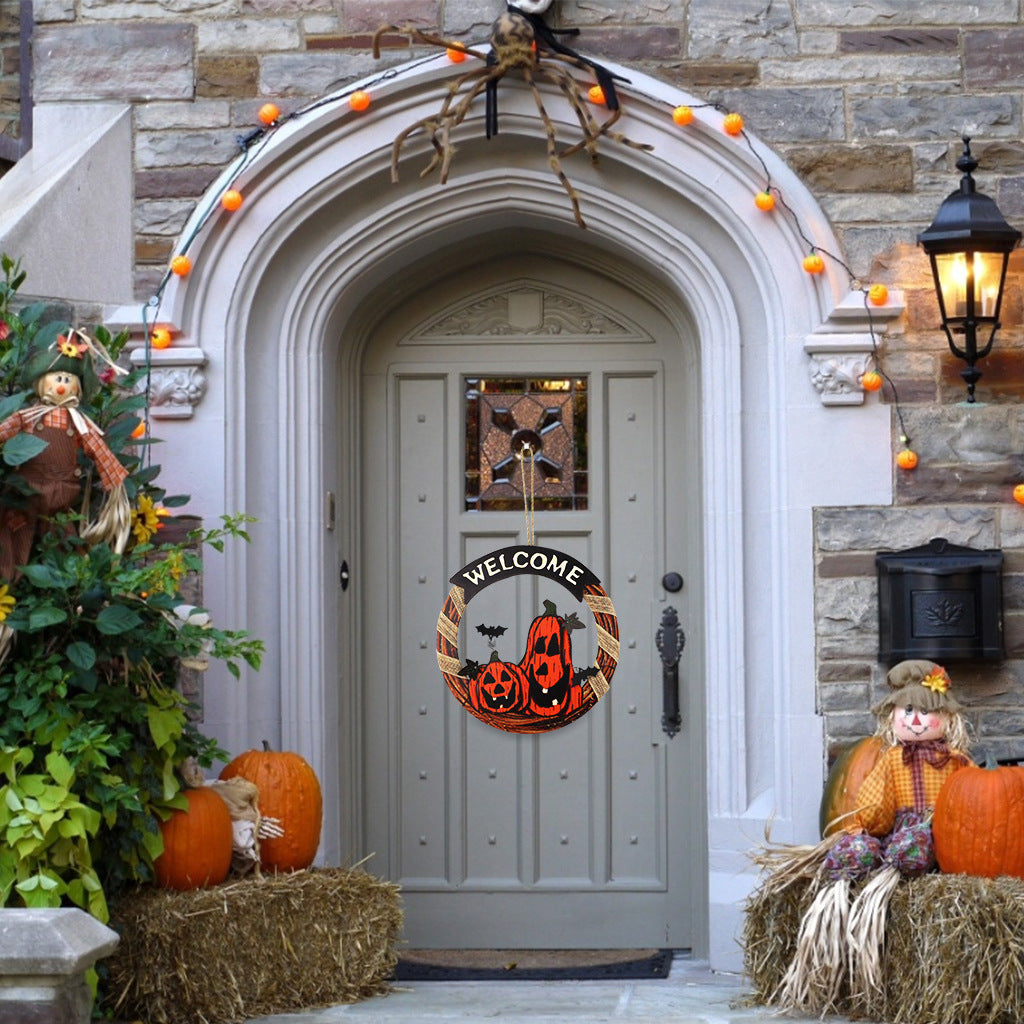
[117,54,895,968]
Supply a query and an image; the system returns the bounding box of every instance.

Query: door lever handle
[656,606,685,739]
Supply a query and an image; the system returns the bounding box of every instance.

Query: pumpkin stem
[542,599,558,617]
[262,739,272,752]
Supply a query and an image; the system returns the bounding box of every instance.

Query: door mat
[393,948,674,981]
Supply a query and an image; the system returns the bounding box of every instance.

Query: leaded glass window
[465,377,588,511]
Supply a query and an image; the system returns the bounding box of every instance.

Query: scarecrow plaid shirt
[0,405,128,490]
[851,742,971,837]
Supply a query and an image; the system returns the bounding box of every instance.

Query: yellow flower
[131,494,170,544]
[922,667,950,694]
[0,584,15,622]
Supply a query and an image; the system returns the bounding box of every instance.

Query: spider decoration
[373,1,653,228]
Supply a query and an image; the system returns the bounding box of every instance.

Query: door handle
[656,605,685,739]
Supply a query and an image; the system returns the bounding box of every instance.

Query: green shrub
[0,254,263,921]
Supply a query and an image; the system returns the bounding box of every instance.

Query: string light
[140,35,909,467]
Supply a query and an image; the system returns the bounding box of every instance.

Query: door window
[464,376,588,511]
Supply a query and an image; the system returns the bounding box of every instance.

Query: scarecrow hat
[872,659,962,716]
[20,328,120,399]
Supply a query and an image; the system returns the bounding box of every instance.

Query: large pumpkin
[519,599,579,717]
[933,761,1024,878]
[220,743,323,872]
[470,652,528,713]
[818,735,886,838]
[154,786,234,890]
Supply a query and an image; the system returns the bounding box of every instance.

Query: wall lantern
[917,137,1021,403]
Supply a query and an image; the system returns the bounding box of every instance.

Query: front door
[359,258,704,947]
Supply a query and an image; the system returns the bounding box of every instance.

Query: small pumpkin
[520,599,581,717]
[154,786,234,890]
[933,759,1024,878]
[819,735,886,838]
[470,651,528,713]
[220,742,323,872]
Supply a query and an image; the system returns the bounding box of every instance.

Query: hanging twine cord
[521,441,536,546]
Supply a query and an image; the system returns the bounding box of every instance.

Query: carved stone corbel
[804,289,905,406]
[129,346,208,419]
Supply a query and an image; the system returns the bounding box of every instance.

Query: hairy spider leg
[372,23,488,61]
[522,66,586,228]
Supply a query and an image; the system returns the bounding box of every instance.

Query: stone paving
[245,955,871,1024]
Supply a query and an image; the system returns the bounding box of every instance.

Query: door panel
[360,274,700,948]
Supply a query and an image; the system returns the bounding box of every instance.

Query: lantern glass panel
[932,250,1005,320]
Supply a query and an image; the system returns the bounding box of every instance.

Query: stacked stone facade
[12,0,1024,770]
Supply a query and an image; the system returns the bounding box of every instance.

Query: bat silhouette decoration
[477,623,508,640]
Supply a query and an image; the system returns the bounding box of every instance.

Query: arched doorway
[148,54,890,964]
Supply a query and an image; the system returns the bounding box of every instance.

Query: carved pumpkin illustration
[520,599,581,717]
[470,651,529,713]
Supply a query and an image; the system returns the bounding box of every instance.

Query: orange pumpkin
[470,652,528,713]
[154,787,234,890]
[933,761,1024,878]
[220,743,322,872]
[520,600,580,717]
[818,735,886,838]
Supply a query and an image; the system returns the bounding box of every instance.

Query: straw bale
[103,867,403,1024]
[744,871,1024,1024]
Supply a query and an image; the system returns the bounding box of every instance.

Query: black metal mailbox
[876,537,1003,665]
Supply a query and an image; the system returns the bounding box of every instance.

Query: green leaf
[95,604,143,635]
[28,607,68,630]
[2,432,48,467]
[147,706,183,751]
[66,642,96,671]
[20,564,73,589]
[44,751,74,789]
[0,391,29,420]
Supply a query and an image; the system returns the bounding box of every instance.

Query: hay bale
[744,871,1024,1024]
[103,867,403,1024]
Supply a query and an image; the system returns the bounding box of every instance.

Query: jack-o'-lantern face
[521,600,578,717]
[470,654,528,713]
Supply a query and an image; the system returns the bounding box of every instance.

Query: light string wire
[136,32,910,458]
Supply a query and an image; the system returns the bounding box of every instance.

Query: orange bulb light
[446,46,467,62]
[170,255,191,277]
[672,105,694,126]
[754,191,775,211]
[1014,483,1024,505]
[803,253,825,274]
[861,370,883,392]
[896,449,919,471]
[151,327,172,349]
[588,84,606,105]
[221,189,243,212]
[868,283,889,306]
[349,90,371,112]
[258,102,280,125]
[723,112,744,136]
[130,420,147,440]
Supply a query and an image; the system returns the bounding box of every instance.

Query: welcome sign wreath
[436,544,618,732]
[435,430,618,733]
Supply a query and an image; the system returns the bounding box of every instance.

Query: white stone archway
[122,52,903,967]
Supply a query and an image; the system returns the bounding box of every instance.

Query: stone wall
[22,0,1024,767]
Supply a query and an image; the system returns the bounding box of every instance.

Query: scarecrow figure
[0,332,130,582]
[771,660,972,1015]
[824,660,971,880]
